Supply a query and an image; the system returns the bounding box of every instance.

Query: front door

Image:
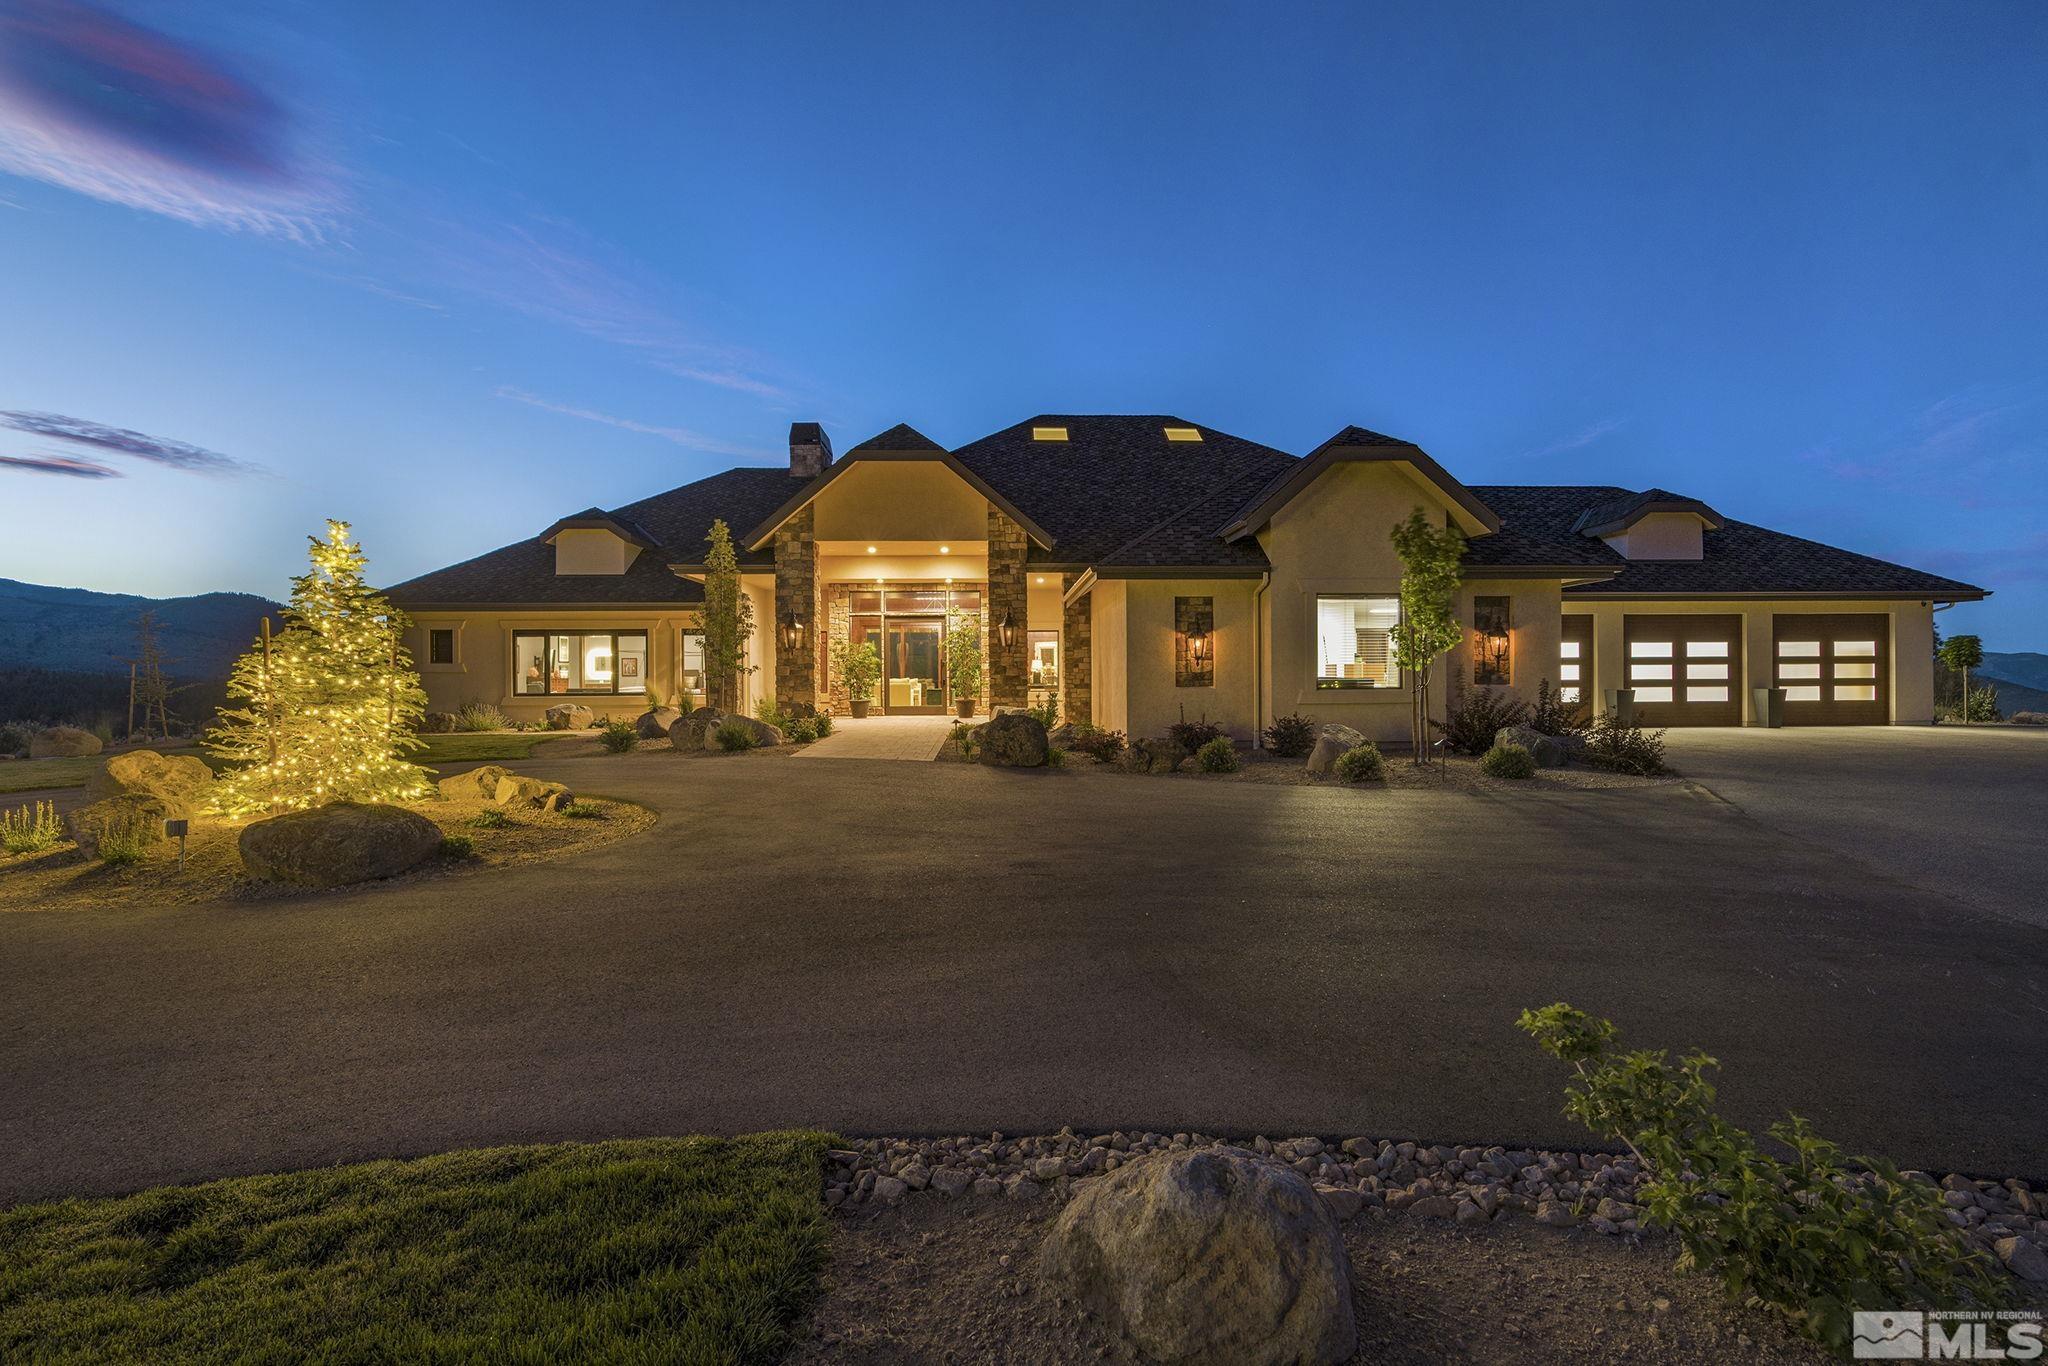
[884,619,946,713]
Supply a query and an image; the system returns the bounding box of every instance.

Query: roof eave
[741,450,1056,553]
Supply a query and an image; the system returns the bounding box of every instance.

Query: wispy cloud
[1802,384,2045,498]
[0,0,336,240]
[0,450,121,478]
[1519,416,1627,461]
[495,387,774,461]
[1910,530,2048,588]
[0,410,259,476]
[434,216,792,402]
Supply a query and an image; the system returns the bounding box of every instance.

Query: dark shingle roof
[1471,486,1985,598]
[846,422,944,454]
[952,415,1296,568]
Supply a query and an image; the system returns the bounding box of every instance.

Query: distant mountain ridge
[1980,651,2048,692]
[0,578,280,678]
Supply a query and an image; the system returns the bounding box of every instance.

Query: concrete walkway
[792,714,953,761]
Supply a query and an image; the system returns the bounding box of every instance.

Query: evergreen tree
[130,609,174,740]
[1390,507,1466,764]
[701,518,754,713]
[209,521,429,814]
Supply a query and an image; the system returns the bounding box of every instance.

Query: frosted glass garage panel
[1834,684,1877,701]
[1686,641,1729,657]
[1630,663,1672,680]
[1560,641,1581,659]
[1630,641,1673,658]
[1633,687,1674,703]
[1686,663,1728,680]
[1779,662,1821,680]
[1686,686,1730,702]
[1779,641,1821,658]
[1834,640,1877,657]
[1835,662,1877,680]
[1783,685,1822,701]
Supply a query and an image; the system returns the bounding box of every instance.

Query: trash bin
[1604,688,1636,727]
[1750,686,1785,728]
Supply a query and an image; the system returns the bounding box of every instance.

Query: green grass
[0,744,226,795]
[0,734,570,794]
[410,732,574,767]
[0,1132,837,1364]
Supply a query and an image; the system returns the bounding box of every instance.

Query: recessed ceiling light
[866,545,877,554]
[1035,576,1045,584]
[939,545,950,554]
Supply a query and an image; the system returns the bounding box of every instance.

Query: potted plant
[945,614,982,719]
[834,638,882,718]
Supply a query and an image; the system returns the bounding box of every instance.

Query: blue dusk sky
[0,0,2042,647]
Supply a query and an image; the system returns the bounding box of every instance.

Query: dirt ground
[792,1198,1826,1365]
[0,793,655,911]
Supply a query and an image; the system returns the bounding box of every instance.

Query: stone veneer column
[987,507,1030,708]
[1062,588,1092,725]
[773,505,819,709]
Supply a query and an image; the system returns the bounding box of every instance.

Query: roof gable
[741,442,1055,552]
[1220,427,1501,541]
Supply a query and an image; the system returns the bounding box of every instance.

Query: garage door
[1622,614,1742,727]
[1773,614,1889,725]
[1559,615,1593,706]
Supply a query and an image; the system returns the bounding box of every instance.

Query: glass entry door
[884,619,945,713]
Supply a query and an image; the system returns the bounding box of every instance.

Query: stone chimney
[789,422,832,479]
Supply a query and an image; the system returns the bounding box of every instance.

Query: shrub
[453,700,511,732]
[468,808,510,829]
[0,720,43,758]
[952,726,977,760]
[1167,713,1223,753]
[94,809,154,866]
[1581,710,1668,775]
[2012,710,2048,726]
[1,800,63,855]
[563,800,604,820]
[1334,742,1384,782]
[1068,724,1125,763]
[1194,736,1239,773]
[438,833,477,859]
[599,720,638,754]
[1437,685,1530,756]
[811,711,833,738]
[1480,742,1536,779]
[1529,679,1586,738]
[1046,746,1067,768]
[1026,698,1060,731]
[1518,1003,2012,1354]
[783,715,819,743]
[1262,713,1317,758]
[715,720,756,752]
[1936,684,2000,724]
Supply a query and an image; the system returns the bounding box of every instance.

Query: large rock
[634,707,681,740]
[1040,1148,1356,1366]
[706,714,782,750]
[63,794,169,857]
[418,711,457,734]
[238,801,441,887]
[669,710,724,750]
[493,774,575,811]
[978,711,1049,767]
[30,726,102,758]
[437,764,513,801]
[85,750,215,818]
[1304,724,1367,775]
[543,703,594,731]
[1494,724,1568,769]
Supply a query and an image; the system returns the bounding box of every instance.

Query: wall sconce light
[998,610,1015,650]
[1186,624,1210,669]
[780,614,805,651]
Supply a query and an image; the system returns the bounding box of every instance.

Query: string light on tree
[209,520,430,815]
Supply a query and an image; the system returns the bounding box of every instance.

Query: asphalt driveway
[3,737,2044,1204]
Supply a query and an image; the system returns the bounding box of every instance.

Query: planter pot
[955,697,975,719]
[1603,688,1637,727]
[1750,686,1786,728]
[849,698,871,719]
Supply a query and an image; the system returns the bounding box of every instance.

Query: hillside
[0,578,279,679]
[1981,651,2048,692]
[1985,676,2048,717]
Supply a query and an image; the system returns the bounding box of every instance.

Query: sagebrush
[1,800,63,855]
[1437,685,1529,756]
[1334,742,1384,782]
[1263,713,1317,758]
[454,700,511,732]
[1581,710,1666,775]
[1480,742,1535,779]
[1194,736,1239,773]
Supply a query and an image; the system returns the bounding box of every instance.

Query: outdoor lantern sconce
[998,610,1015,650]
[1186,624,1210,669]
[780,614,804,651]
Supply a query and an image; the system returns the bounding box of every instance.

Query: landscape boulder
[238,801,441,887]
[634,707,681,740]
[493,774,575,811]
[418,711,457,734]
[1046,723,1077,750]
[1122,737,1185,774]
[29,726,102,758]
[707,715,783,749]
[669,710,724,750]
[1305,724,1367,775]
[1040,1147,1356,1366]
[543,703,594,731]
[977,711,1049,767]
[85,750,216,818]
[63,794,169,857]
[437,764,513,801]
[1494,724,1569,769]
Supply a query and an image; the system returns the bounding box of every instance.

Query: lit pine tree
[209,521,430,815]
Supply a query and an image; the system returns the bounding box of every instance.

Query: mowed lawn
[0,732,572,794]
[0,1133,836,1364]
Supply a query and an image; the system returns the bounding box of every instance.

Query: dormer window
[1032,426,1068,442]
[1164,426,1202,442]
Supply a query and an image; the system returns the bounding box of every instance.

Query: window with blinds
[1316,596,1400,688]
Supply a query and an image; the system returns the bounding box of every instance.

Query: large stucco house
[386,415,1987,743]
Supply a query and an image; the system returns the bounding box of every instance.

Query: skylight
[1164,426,1202,442]
[1032,426,1068,442]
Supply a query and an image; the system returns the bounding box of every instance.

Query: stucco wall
[1601,513,1704,561]
[1256,461,1457,746]
[404,609,698,723]
[1115,578,1261,744]
[552,528,635,575]
[1090,580,1129,735]
[1563,598,1938,724]
[811,461,988,543]
[1448,579,1565,709]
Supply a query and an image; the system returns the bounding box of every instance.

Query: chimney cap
[789,421,826,444]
